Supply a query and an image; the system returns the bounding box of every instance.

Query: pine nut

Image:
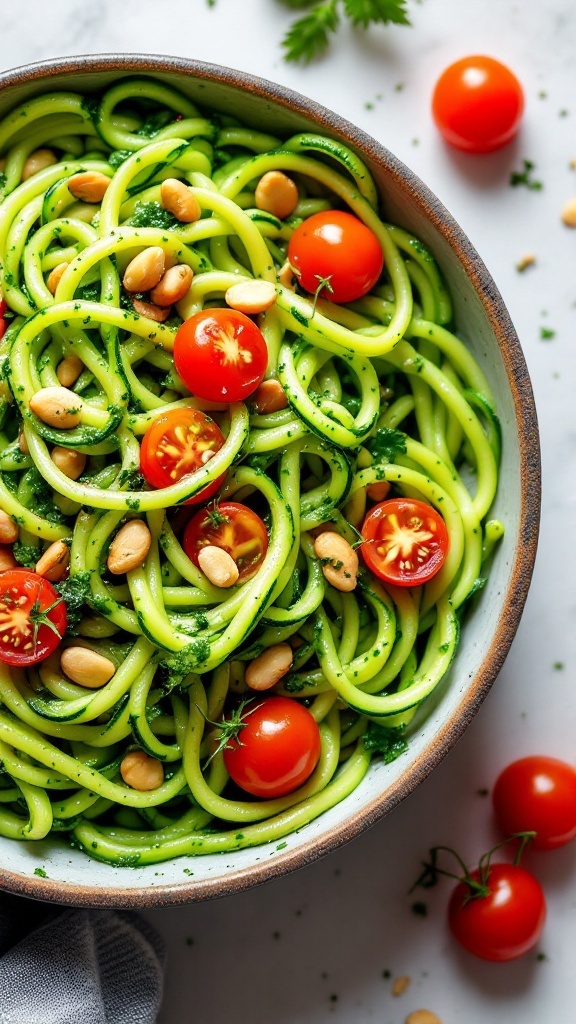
[160,178,201,223]
[123,246,165,293]
[47,262,69,295]
[392,976,411,997]
[314,531,358,592]
[150,264,193,306]
[225,279,277,315]
[0,511,18,545]
[68,170,111,203]
[0,545,17,571]
[405,1012,442,1024]
[366,481,391,502]
[278,260,297,290]
[255,171,299,220]
[35,540,69,582]
[18,431,29,455]
[50,446,86,480]
[561,197,576,227]
[198,545,239,588]
[22,148,57,180]
[29,386,82,429]
[252,379,288,414]
[107,520,152,575]
[245,643,293,691]
[56,354,83,388]
[121,750,164,791]
[60,647,116,689]
[132,297,171,322]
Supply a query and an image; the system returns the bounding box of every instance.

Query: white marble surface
[2,1,576,1021]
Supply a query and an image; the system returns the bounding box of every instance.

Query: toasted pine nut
[61,647,116,689]
[366,481,391,502]
[314,531,358,592]
[150,264,193,306]
[22,148,57,180]
[198,545,239,588]
[56,354,84,388]
[252,379,288,414]
[160,178,201,223]
[35,540,69,582]
[245,643,293,691]
[392,976,411,997]
[68,170,111,203]
[561,197,576,227]
[278,260,297,290]
[29,386,82,429]
[18,431,29,455]
[47,262,69,295]
[255,171,299,220]
[516,253,536,272]
[225,279,277,315]
[0,545,17,571]
[132,297,171,322]
[0,511,18,545]
[405,1012,442,1024]
[107,520,152,575]
[121,750,164,791]
[50,446,86,480]
[123,246,165,293]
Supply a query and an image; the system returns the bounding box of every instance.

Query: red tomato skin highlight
[432,56,524,153]
[223,696,321,798]
[0,569,67,666]
[360,497,449,587]
[139,408,225,505]
[493,756,576,850]
[287,210,383,304]
[183,501,268,583]
[174,308,268,403]
[448,864,546,962]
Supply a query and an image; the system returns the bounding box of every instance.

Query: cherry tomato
[223,696,321,798]
[432,55,524,153]
[360,498,449,587]
[183,501,268,583]
[493,756,576,851]
[0,319,6,341]
[448,863,546,962]
[0,293,7,318]
[0,569,66,666]
[287,210,383,304]
[174,308,268,403]
[140,408,225,504]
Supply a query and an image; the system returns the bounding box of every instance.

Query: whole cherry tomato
[223,696,321,798]
[174,308,268,403]
[360,497,449,587]
[139,407,225,504]
[0,569,67,666]
[493,756,576,850]
[448,863,546,962]
[432,55,524,153]
[183,501,268,583]
[287,210,383,304]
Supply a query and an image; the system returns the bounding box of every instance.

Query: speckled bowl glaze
[0,54,540,908]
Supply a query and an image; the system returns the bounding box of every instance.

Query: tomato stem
[196,696,258,769]
[411,832,536,902]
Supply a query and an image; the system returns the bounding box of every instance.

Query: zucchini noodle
[0,78,503,867]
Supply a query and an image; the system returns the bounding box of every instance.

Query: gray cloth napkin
[0,894,165,1024]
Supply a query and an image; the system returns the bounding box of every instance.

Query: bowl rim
[0,52,541,908]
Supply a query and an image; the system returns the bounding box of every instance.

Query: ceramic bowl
[0,54,540,907]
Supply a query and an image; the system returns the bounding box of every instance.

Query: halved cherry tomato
[493,756,576,851]
[448,863,546,962]
[223,696,321,798]
[287,210,383,304]
[0,293,7,318]
[0,319,6,341]
[139,408,225,504]
[183,501,268,583]
[174,308,268,403]
[0,569,66,666]
[361,497,449,587]
[432,55,524,153]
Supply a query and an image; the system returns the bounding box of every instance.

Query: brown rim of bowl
[0,53,540,909]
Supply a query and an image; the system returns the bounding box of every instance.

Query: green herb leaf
[509,159,543,190]
[343,0,410,27]
[279,0,318,7]
[363,722,407,762]
[366,426,407,464]
[54,571,92,632]
[282,0,340,64]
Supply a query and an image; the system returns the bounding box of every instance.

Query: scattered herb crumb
[273,930,281,940]
[559,109,569,117]
[321,971,329,979]
[553,662,565,670]
[537,952,548,962]
[538,90,547,99]
[186,937,194,946]
[183,867,194,875]
[411,900,428,917]
[34,867,47,878]
[477,787,489,797]
[382,969,391,979]
[411,137,420,145]
[365,101,374,110]
[540,326,556,340]
[510,159,543,190]
[395,82,405,91]
[329,994,338,1002]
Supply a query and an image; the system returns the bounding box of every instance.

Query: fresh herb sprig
[279,0,410,64]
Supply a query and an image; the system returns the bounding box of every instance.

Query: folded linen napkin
[0,894,165,1024]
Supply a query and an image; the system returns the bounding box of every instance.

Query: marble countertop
[2,1,575,1021]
